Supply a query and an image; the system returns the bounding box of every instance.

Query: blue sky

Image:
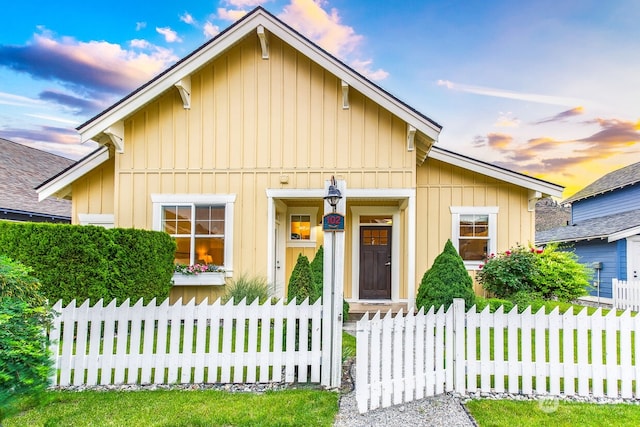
[1,0,639,197]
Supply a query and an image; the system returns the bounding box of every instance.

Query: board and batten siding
[89,32,416,297]
[416,158,535,294]
[72,157,115,221]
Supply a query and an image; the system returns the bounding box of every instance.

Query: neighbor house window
[450,206,498,269]
[152,194,235,272]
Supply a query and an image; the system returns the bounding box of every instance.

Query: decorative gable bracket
[257,25,269,59]
[341,80,349,109]
[407,125,416,151]
[175,77,191,109]
[104,121,124,153]
[528,190,542,212]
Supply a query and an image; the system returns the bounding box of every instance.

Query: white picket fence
[48,297,322,387]
[613,279,640,311]
[356,299,640,413]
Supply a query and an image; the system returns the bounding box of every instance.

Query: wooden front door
[359,226,392,299]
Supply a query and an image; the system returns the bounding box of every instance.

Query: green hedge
[0,221,175,305]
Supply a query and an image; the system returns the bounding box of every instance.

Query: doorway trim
[351,206,401,302]
[628,235,640,282]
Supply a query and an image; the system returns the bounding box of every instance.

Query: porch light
[324,176,342,211]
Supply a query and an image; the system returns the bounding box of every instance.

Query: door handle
[385,262,391,266]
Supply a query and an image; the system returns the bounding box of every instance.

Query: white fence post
[452,299,466,394]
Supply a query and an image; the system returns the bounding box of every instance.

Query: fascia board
[79,10,441,144]
[608,226,640,242]
[36,147,110,201]
[429,147,564,197]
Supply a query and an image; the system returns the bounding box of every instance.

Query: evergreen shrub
[287,254,314,303]
[416,239,475,311]
[0,257,52,423]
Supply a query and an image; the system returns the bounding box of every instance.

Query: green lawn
[5,389,339,427]
[465,398,640,427]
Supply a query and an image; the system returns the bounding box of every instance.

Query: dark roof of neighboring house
[563,161,640,204]
[536,208,640,244]
[0,138,74,220]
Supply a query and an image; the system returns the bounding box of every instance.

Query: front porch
[346,300,411,321]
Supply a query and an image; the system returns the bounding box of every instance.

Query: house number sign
[322,213,345,232]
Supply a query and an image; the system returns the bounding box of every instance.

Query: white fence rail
[613,279,640,311]
[48,297,323,387]
[356,299,640,413]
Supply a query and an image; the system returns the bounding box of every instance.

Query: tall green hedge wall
[0,221,176,305]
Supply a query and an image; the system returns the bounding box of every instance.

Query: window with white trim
[287,208,318,247]
[450,206,498,268]
[152,194,235,271]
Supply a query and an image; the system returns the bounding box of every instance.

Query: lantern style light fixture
[324,176,342,211]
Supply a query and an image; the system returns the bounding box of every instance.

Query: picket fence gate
[48,297,323,387]
[613,279,640,311]
[356,298,640,413]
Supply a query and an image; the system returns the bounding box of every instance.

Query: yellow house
[37,7,563,312]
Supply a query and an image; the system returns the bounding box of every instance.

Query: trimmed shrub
[0,221,175,305]
[416,239,475,311]
[287,254,314,303]
[222,274,270,305]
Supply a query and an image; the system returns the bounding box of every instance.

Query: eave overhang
[428,146,564,198]
[36,146,110,201]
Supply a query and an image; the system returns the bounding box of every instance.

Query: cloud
[0,31,178,96]
[136,22,147,31]
[204,21,221,38]
[495,112,520,127]
[156,27,183,43]
[437,80,584,107]
[277,0,387,81]
[218,8,249,21]
[1,125,80,146]
[535,106,585,124]
[349,59,388,81]
[577,118,640,147]
[180,13,195,25]
[0,91,44,108]
[279,0,362,58]
[486,133,513,149]
[38,90,104,116]
[227,0,267,6]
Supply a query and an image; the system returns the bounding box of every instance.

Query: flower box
[172,272,226,286]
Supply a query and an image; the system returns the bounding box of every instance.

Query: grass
[5,389,339,427]
[465,399,640,427]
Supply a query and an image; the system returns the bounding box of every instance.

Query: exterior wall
[572,185,640,222]
[71,157,115,224]
[572,240,620,299]
[416,158,535,295]
[106,33,415,300]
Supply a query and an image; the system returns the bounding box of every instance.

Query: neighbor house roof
[563,161,640,204]
[0,137,73,221]
[536,208,640,244]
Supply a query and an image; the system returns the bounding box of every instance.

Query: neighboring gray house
[536,161,640,303]
[0,137,73,223]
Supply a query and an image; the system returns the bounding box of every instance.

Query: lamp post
[322,176,344,388]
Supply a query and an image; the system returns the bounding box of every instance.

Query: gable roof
[536,208,640,244]
[563,161,640,204]
[77,6,441,158]
[37,6,563,201]
[0,138,73,221]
